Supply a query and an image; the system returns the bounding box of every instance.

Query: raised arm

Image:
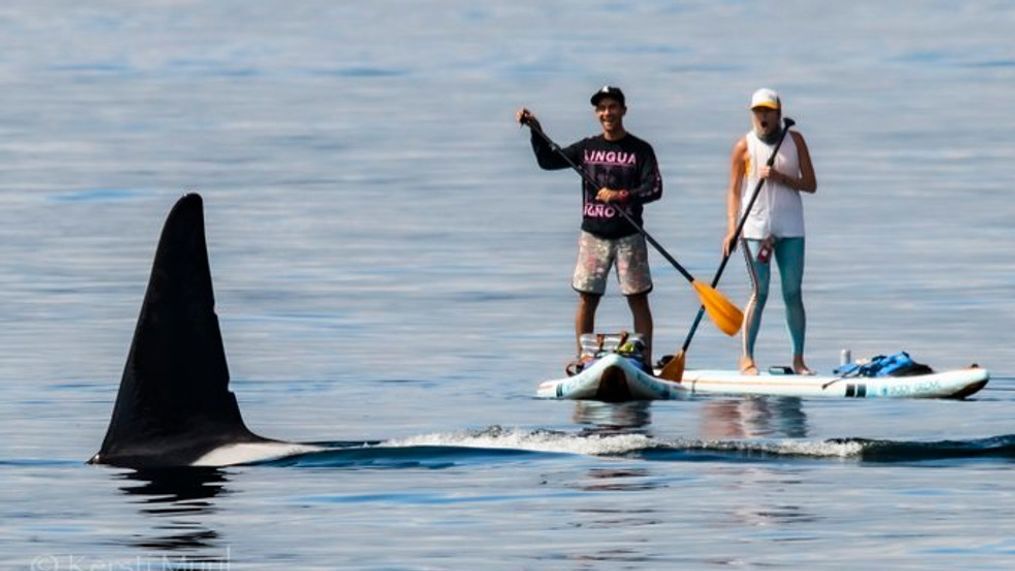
[516,107,582,171]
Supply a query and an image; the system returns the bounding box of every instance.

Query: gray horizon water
[1,2,1013,569]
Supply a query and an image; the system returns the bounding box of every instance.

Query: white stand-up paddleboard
[537,353,990,401]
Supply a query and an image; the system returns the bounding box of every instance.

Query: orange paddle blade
[691,280,743,336]
[658,350,686,382]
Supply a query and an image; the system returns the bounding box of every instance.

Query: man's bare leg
[627,292,653,369]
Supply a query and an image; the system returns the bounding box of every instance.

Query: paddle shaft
[525,123,695,284]
[678,117,796,351]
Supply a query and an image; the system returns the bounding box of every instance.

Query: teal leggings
[741,237,806,359]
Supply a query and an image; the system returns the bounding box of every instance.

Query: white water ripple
[381,427,865,459]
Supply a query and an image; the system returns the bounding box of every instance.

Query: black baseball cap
[590,85,625,107]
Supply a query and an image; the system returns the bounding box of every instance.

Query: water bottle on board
[840,349,852,367]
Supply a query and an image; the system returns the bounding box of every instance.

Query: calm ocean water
[1,1,1012,569]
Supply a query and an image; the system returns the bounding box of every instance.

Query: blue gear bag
[834,351,933,377]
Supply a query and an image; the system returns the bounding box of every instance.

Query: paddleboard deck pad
[537,353,989,401]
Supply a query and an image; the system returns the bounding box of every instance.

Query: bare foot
[793,357,815,376]
[739,357,759,375]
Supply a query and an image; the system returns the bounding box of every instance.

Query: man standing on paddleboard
[517,86,663,369]
[723,88,817,375]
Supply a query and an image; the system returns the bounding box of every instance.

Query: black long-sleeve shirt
[531,131,663,239]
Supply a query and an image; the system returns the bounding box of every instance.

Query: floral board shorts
[572,231,653,296]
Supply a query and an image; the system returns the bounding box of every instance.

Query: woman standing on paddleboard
[723,89,817,375]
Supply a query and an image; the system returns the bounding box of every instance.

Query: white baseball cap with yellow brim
[749,88,781,110]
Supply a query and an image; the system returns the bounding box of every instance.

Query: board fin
[90,194,271,467]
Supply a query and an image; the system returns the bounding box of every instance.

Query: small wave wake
[257,428,1015,468]
[832,434,1015,462]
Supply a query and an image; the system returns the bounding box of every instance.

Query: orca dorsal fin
[92,194,268,467]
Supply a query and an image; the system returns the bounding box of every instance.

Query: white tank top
[741,130,805,239]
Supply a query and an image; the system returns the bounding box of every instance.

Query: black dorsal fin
[92,194,268,467]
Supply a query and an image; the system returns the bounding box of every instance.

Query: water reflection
[569,400,659,511]
[571,400,653,435]
[715,463,822,533]
[116,467,229,556]
[696,398,819,534]
[699,397,808,439]
[579,467,658,493]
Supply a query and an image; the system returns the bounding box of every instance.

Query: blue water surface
[0,1,1013,569]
